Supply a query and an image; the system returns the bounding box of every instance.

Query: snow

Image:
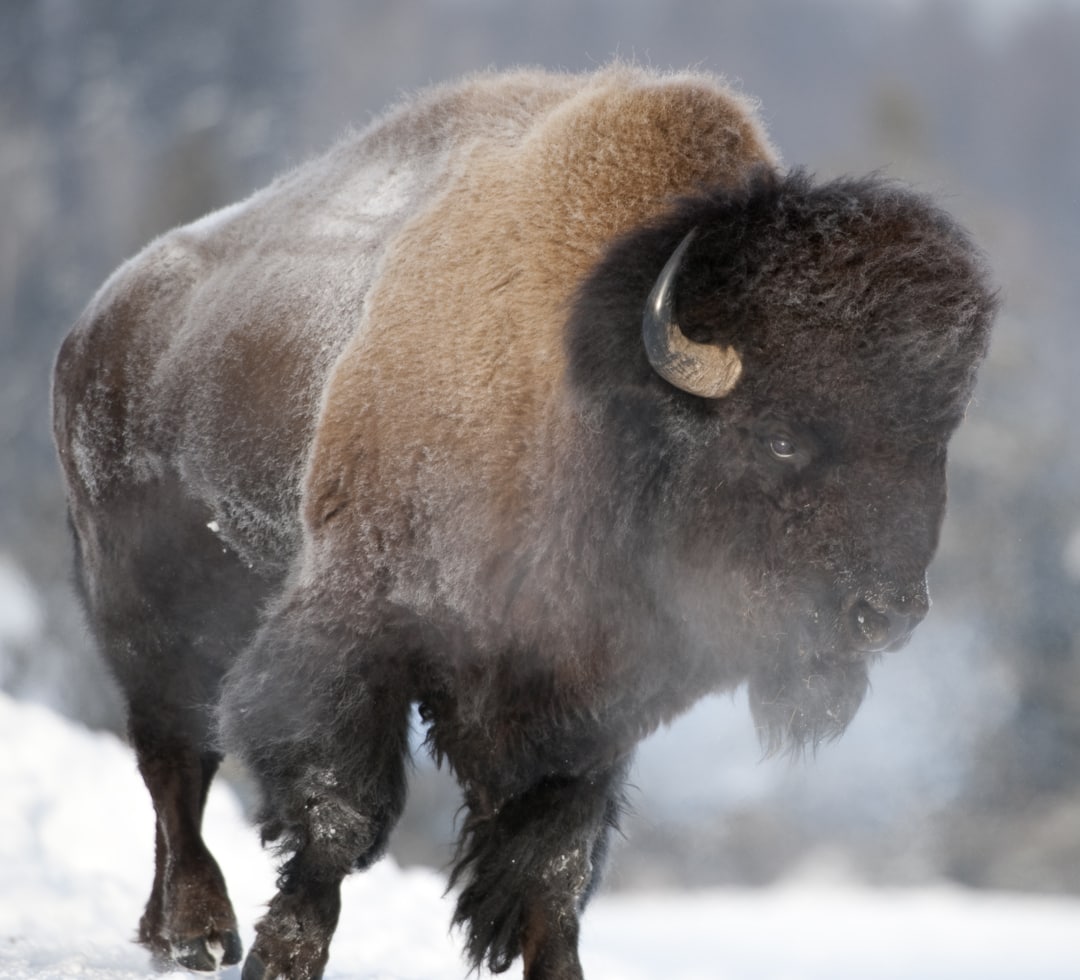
[3,689,1078,980]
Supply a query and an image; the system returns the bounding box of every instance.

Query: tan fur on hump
[304,67,778,593]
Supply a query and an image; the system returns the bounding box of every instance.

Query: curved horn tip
[642,227,742,399]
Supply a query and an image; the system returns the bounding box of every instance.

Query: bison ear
[642,228,742,398]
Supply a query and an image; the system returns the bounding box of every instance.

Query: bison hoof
[241,876,338,980]
[241,949,323,980]
[169,931,244,973]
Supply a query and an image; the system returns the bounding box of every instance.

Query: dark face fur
[567,170,996,752]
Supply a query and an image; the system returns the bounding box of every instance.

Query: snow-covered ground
[3,689,1078,980]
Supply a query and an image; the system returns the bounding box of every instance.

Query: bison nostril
[848,599,914,653]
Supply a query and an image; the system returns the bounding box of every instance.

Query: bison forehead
[567,169,994,427]
[666,173,994,423]
[728,318,982,443]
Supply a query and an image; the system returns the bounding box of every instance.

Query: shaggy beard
[649,552,873,754]
[746,649,871,756]
[724,573,874,754]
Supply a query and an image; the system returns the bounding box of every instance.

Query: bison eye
[755,423,817,470]
[769,435,797,460]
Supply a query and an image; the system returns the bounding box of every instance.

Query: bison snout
[845,591,929,653]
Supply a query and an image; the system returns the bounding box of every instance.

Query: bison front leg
[451,763,629,979]
[219,594,412,980]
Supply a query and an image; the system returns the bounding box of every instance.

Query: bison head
[567,169,996,752]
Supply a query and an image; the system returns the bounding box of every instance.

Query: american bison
[52,66,996,979]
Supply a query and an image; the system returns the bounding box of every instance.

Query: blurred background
[2,0,1078,898]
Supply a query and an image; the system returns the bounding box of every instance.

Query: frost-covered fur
[52,65,995,980]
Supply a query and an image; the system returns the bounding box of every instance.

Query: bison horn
[642,228,742,398]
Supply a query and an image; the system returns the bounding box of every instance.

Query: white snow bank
[1,689,1077,980]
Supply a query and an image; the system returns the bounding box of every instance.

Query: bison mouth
[654,555,920,752]
[740,574,928,752]
[737,593,888,754]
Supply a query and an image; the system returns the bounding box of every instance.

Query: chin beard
[747,652,871,756]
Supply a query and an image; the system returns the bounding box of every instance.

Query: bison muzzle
[52,66,996,979]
